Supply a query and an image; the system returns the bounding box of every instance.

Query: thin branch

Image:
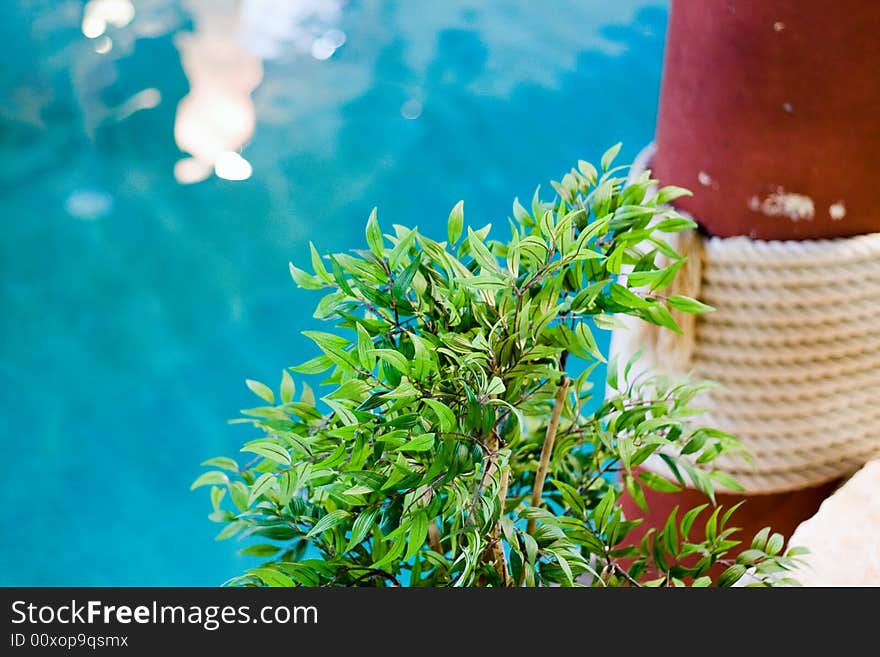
[345,567,402,587]
[526,376,570,536]
[489,464,512,585]
[613,563,643,588]
[401,475,444,517]
[477,430,512,586]
[579,457,622,496]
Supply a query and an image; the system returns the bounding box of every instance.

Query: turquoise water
[0,0,667,585]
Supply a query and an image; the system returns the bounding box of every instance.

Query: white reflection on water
[64,188,114,220]
[172,0,346,183]
[71,0,647,186]
[115,87,162,121]
[93,35,113,54]
[400,98,422,120]
[214,151,254,180]
[173,0,262,183]
[239,0,345,60]
[81,0,135,39]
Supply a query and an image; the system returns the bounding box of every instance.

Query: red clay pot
[620,1,880,569]
[653,0,880,240]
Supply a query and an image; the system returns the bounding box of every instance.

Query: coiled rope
[611,144,880,493]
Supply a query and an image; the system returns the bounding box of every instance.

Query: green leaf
[278,470,297,506]
[325,399,357,426]
[463,274,507,290]
[405,511,429,560]
[523,532,538,565]
[389,227,418,268]
[575,323,605,362]
[374,349,409,375]
[372,534,407,569]
[290,355,333,375]
[447,200,464,245]
[346,509,379,552]
[551,550,574,585]
[307,509,351,538]
[638,471,681,493]
[240,544,281,557]
[190,471,228,490]
[578,159,598,185]
[601,142,622,171]
[751,527,771,551]
[594,488,617,533]
[329,255,354,294]
[736,549,766,565]
[302,330,350,352]
[356,323,377,371]
[365,207,383,257]
[289,262,323,289]
[716,564,747,587]
[654,185,693,205]
[210,485,226,511]
[680,504,707,538]
[653,216,697,233]
[609,283,649,310]
[343,484,374,497]
[250,567,295,587]
[662,507,680,555]
[667,295,715,314]
[280,370,296,404]
[248,473,275,505]
[215,521,246,541]
[531,186,544,220]
[624,474,647,514]
[765,532,785,556]
[606,244,624,275]
[309,242,331,282]
[513,196,531,223]
[705,505,721,542]
[710,470,745,492]
[650,259,684,291]
[392,258,420,302]
[552,479,586,517]
[200,457,239,473]
[606,353,620,390]
[245,379,275,404]
[626,269,666,288]
[241,440,291,466]
[395,433,435,452]
[423,398,457,434]
[485,376,506,396]
[467,227,499,272]
[229,482,249,512]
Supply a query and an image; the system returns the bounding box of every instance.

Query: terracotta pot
[653,0,880,239]
[620,1,880,570]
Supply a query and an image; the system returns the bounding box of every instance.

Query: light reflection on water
[0,0,668,584]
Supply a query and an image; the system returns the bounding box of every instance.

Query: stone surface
[789,460,880,586]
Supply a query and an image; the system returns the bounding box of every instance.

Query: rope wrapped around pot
[611,144,880,493]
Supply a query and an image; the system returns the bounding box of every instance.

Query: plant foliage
[195,145,804,587]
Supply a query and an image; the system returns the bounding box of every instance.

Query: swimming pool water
[0,0,668,585]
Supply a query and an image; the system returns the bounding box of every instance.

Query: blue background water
[0,0,668,585]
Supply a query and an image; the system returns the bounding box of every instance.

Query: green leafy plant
[194,145,804,587]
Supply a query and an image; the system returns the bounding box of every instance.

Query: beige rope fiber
[611,144,880,493]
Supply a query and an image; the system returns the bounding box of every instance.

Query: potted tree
[194,147,803,586]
